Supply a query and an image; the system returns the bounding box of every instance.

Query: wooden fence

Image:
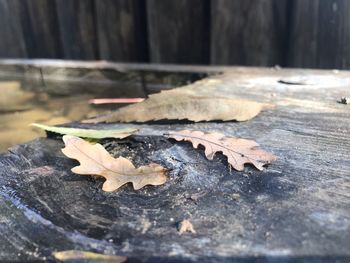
[0,0,349,69]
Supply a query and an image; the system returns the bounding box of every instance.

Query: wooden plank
[287,0,350,69]
[147,0,210,64]
[21,0,62,58]
[55,0,97,60]
[211,0,288,66]
[0,65,350,261]
[0,0,27,58]
[95,0,148,62]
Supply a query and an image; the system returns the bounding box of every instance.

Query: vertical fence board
[317,0,350,69]
[286,0,319,68]
[95,0,148,62]
[56,0,97,60]
[211,0,288,66]
[1,0,350,69]
[287,0,350,69]
[147,0,210,64]
[0,0,27,58]
[21,0,62,58]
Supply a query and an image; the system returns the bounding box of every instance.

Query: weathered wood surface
[0,63,350,262]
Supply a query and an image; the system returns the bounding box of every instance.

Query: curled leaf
[62,135,167,192]
[53,250,126,263]
[165,130,276,171]
[32,123,137,139]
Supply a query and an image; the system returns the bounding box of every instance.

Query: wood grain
[211,0,288,66]
[147,0,210,64]
[95,0,148,62]
[0,63,349,261]
[0,0,27,58]
[20,0,62,58]
[0,0,350,69]
[287,0,350,69]
[56,0,97,60]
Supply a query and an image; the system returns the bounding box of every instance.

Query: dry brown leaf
[83,90,266,123]
[62,135,167,192]
[165,130,276,171]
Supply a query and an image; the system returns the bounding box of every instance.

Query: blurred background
[1,0,350,69]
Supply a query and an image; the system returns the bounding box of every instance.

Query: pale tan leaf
[83,90,266,123]
[61,135,167,192]
[165,130,276,171]
[178,219,196,234]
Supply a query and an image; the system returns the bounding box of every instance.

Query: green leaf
[31,123,137,139]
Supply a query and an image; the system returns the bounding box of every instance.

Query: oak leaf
[83,91,266,123]
[165,130,276,171]
[62,135,167,192]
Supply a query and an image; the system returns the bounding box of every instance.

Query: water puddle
[0,65,208,152]
[0,81,114,152]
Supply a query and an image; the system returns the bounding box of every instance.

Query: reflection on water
[0,81,110,152]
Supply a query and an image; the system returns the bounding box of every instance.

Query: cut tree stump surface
[0,63,349,262]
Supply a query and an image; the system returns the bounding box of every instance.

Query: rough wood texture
[287,0,350,69]
[21,0,62,58]
[0,62,349,262]
[211,0,288,66]
[95,0,148,62]
[0,0,27,58]
[147,0,210,64]
[56,0,98,60]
